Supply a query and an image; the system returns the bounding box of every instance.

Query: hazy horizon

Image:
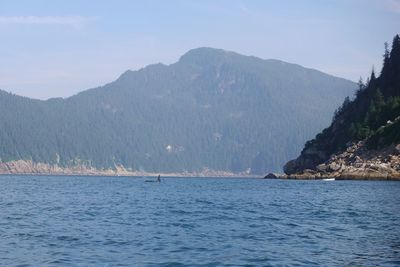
[1,0,399,99]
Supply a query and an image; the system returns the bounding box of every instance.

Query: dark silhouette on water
[145,175,161,183]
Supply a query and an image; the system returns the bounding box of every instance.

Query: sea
[0,175,399,266]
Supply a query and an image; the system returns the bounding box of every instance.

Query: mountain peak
[178,47,237,66]
[0,45,356,174]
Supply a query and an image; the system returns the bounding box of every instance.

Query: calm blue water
[0,176,400,266]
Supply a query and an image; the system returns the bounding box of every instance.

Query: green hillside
[284,35,400,174]
[0,48,355,174]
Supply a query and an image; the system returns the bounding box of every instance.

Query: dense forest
[284,35,400,174]
[0,48,355,174]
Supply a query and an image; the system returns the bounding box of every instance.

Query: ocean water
[0,176,399,266]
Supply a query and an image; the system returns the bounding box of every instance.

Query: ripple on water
[0,177,399,266]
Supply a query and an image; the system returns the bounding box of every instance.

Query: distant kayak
[145,175,161,183]
[323,178,335,181]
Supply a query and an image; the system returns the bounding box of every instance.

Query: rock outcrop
[285,142,400,180]
[0,160,132,176]
[283,146,329,175]
[0,160,254,177]
[264,172,280,179]
[281,34,400,181]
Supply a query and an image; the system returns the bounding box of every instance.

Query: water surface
[0,176,399,266]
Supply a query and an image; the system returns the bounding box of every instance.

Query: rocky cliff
[282,34,400,180]
[283,142,400,180]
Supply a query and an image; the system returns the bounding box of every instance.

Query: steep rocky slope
[283,35,400,180]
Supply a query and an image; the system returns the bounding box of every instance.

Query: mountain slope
[0,48,356,174]
[284,35,400,178]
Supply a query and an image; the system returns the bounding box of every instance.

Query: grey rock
[395,144,400,155]
[316,164,327,172]
[264,172,280,179]
[283,159,297,175]
[328,162,341,172]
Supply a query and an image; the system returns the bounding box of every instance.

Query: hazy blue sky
[1,0,399,99]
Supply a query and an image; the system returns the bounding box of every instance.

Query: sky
[0,0,399,100]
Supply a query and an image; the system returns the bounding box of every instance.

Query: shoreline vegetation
[0,48,355,176]
[1,155,399,180]
[278,35,400,181]
[1,37,399,181]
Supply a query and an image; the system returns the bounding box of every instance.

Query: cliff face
[283,35,400,179]
[283,144,329,175]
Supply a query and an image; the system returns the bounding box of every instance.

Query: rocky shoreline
[0,160,256,178]
[265,142,400,180]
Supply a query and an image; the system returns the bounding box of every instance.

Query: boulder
[264,172,280,179]
[316,164,327,172]
[394,144,400,155]
[283,159,297,175]
[328,162,341,172]
[353,162,365,168]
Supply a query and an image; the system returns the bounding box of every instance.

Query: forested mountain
[0,48,356,174]
[284,35,400,175]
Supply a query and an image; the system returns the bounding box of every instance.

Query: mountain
[284,35,400,179]
[0,47,356,175]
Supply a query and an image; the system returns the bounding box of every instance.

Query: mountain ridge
[0,47,356,174]
[2,47,355,101]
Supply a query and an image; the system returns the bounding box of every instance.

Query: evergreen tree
[382,41,390,75]
[0,48,356,174]
[356,77,365,97]
[285,34,400,174]
[374,88,385,108]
